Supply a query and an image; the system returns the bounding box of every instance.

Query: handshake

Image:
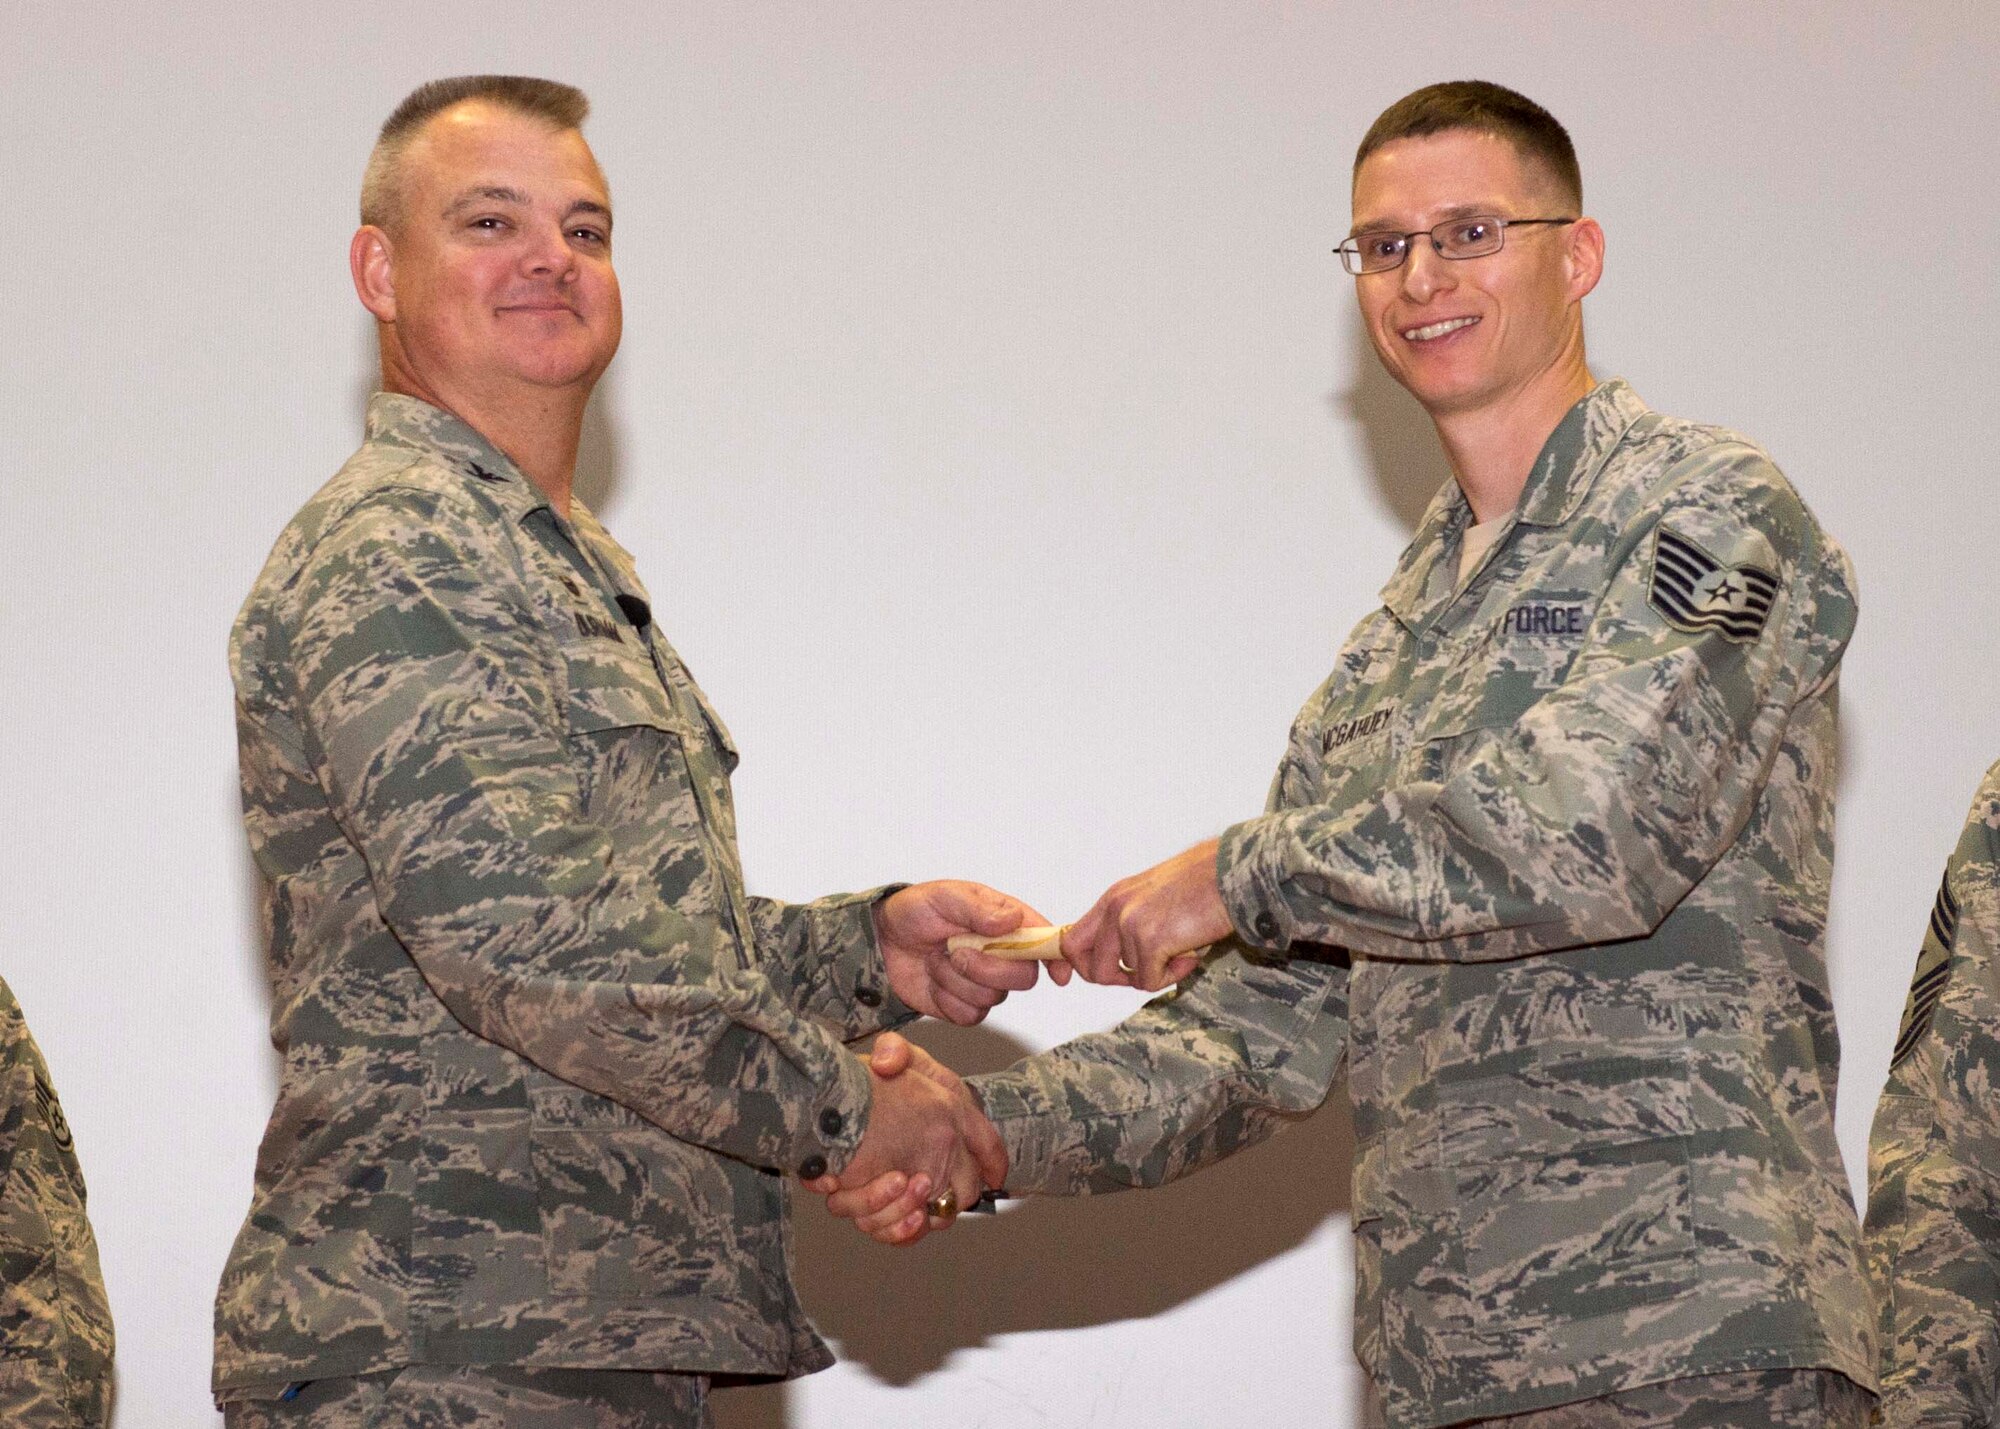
[807,836,1233,1245]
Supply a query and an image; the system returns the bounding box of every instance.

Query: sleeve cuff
[1217,813,1306,951]
[965,1068,1060,1195]
[798,884,920,1040]
[790,1044,873,1182]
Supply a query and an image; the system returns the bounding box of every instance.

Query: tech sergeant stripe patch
[1648,527,1779,642]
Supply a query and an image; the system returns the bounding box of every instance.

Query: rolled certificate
[945,924,1069,961]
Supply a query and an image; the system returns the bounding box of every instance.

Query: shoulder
[1622,413,1852,611]
[1621,415,1816,547]
[0,980,24,1072]
[248,444,516,604]
[232,447,526,699]
[1954,760,2000,873]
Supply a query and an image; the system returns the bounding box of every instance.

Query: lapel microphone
[615,594,652,631]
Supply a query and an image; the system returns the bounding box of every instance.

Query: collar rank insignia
[1648,527,1778,642]
[465,461,504,483]
[1890,873,1959,1070]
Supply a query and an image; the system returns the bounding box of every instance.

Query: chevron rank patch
[1890,873,1960,1070]
[33,1070,73,1149]
[1649,527,1778,641]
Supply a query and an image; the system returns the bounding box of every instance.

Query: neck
[1431,347,1596,525]
[379,348,588,518]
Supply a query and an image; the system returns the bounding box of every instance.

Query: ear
[1564,217,1605,303]
[350,225,397,323]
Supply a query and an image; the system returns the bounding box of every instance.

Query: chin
[1383,368,1459,410]
[510,349,609,389]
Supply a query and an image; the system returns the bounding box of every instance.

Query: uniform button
[819,1108,845,1137]
[798,1155,828,1180]
[1253,912,1280,941]
[855,986,883,1008]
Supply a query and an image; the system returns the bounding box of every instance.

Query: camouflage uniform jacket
[0,978,114,1427]
[1865,758,2000,1426]
[215,394,914,1398]
[976,380,1874,1428]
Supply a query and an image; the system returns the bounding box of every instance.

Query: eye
[1364,233,1407,260]
[467,215,510,234]
[569,225,608,246]
[1440,218,1497,254]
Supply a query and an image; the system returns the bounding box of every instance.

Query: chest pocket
[1402,594,1598,790]
[656,649,741,777]
[561,642,706,839]
[1293,639,1405,809]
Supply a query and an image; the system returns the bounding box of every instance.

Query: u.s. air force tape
[1648,526,1778,642]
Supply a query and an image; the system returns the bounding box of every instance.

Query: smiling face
[353,100,622,413]
[1349,128,1599,423]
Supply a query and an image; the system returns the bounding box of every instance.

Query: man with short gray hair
[214,74,1038,1427]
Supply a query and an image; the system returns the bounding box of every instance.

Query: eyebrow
[442,186,529,217]
[1345,202,1505,240]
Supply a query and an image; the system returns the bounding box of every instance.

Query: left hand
[877,881,1067,1026]
[1060,838,1232,991]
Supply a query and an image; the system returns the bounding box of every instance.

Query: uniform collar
[365,391,555,525]
[1378,378,1650,629]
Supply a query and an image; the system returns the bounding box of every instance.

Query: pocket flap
[564,645,686,736]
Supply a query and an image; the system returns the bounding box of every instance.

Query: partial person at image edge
[1867,758,2000,1425]
[0,977,114,1428]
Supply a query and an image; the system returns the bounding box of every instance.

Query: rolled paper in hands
[945,924,1070,961]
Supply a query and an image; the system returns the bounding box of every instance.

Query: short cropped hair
[1355,81,1581,210]
[360,75,590,230]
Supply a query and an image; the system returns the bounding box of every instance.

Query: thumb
[870,1032,915,1077]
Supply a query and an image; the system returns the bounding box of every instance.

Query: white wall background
[2,3,1996,1424]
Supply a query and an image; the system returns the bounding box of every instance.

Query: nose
[520,217,578,282]
[1399,238,1454,304]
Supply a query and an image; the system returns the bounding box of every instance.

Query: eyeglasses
[1335,215,1576,275]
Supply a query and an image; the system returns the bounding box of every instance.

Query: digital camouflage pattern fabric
[223,1363,707,1429]
[1367,1368,1870,1429]
[217,394,913,1400]
[1865,757,2000,1427]
[0,978,114,1427]
[975,381,1874,1429]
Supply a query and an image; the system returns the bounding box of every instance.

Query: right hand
[806,1034,1002,1245]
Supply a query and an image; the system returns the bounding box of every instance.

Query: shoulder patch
[1648,527,1778,642]
[33,1071,73,1150]
[1890,873,1960,1070]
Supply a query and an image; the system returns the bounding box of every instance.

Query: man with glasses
[825,80,1875,1427]
[1865,759,2000,1425]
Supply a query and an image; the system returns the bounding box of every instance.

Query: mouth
[1399,315,1479,343]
